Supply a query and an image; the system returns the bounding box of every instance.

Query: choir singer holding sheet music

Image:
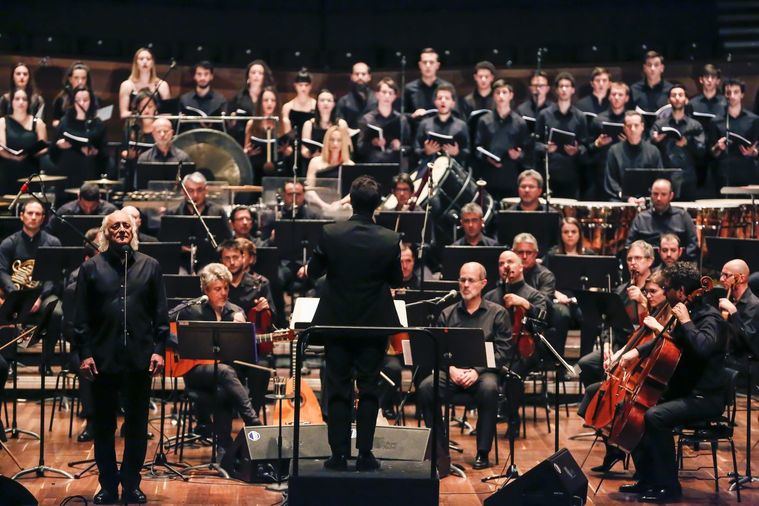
[357,77,409,164]
[414,83,469,164]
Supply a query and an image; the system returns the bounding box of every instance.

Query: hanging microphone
[434,289,459,306]
[169,58,177,69]
[9,174,36,211]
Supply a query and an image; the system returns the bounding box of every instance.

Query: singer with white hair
[74,209,169,505]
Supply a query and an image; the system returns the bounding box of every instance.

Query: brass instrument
[11,259,39,290]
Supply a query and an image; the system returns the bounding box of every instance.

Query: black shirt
[484,279,550,320]
[535,103,589,179]
[515,98,553,170]
[74,248,169,373]
[625,205,699,260]
[708,108,759,186]
[522,263,556,300]
[576,94,610,116]
[177,300,242,323]
[689,93,727,117]
[587,109,627,171]
[726,287,759,358]
[438,298,511,372]
[414,114,470,163]
[337,87,377,129]
[630,79,673,112]
[604,140,663,201]
[458,91,494,120]
[452,235,498,246]
[179,89,228,117]
[137,144,192,163]
[404,77,455,114]
[0,229,61,299]
[474,109,529,196]
[356,109,410,163]
[651,114,705,181]
[228,271,276,321]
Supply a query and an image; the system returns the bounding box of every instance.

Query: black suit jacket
[308,214,402,331]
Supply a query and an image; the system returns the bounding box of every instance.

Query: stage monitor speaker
[221,424,430,483]
[484,448,588,506]
[0,476,38,505]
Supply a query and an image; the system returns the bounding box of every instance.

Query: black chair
[675,367,741,502]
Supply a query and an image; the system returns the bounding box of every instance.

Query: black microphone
[9,174,35,211]
[168,295,209,316]
[120,244,133,256]
[434,289,459,306]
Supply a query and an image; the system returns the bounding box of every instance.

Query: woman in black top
[243,87,292,184]
[0,88,48,191]
[52,87,107,191]
[301,89,348,160]
[229,60,275,146]
[52,62,98,128]
[0,62,45,119]
[546,217,596,258]
[281,69,316,136]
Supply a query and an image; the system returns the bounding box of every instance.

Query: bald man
[416,262,511,472]
[137,117,192,163]
[720,259,759,384]
[122,205,157,243]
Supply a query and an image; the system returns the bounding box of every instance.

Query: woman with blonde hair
[118,48,171,118]
[305,125,354,211]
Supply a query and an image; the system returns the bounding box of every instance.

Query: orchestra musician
[504,170,555,212]
[385,173,414,211]
[136,116,191,164]
[417,262,511,472]
[356,77,409,164]
[175,263,262,460]
[0,62,45,119]
[545,217,596,257]
[48,183,118,237]
[625,178,699,261]
[336,62,376,130]
[298,175,403,472]
[453,202,497,246]
[656,233,683,270]
[0,87,48,192]
[122,206,157,243]
[301,89,349,160]
[719,259,759,387]
[118,47,171,119]
[229,206,257,243]
[52,61,98,128]
[617,262,726,502]
[74,210,168,505]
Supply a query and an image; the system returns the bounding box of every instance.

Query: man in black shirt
[0,201,63,373]
[179,61,227,131]
[229,205,256,243]
[136,117,192,164]
[458,61,495,120]
[417,261,511,471]
[505,170,550,212]
[630,50,673,112]
[535,72,588,199]
[48,183,118,236]
[404,48,456,121]
[576,67,611,117]
[709,77,759,188]
[618,262,726,502]
[586,82,630,199]
[75,210,169,505]
[719,259,759,387]
[357,77,409,164]
[651,84,705,200]
[218,239,275,322]
[626,178,699,260]
[516,70,553,170]
[604,111,663,202]
[453,203,497,246]
[414,83,469,165]
[474,79,529,200]
[336,62,376,130]
[690,64,726,118]
[657,233,683,270]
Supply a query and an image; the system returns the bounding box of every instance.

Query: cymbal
[17,173,67,183]
[85,178,121,186]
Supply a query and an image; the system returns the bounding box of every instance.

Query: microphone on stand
[9,174,36,211]
[434,289,459,306]
[168,295,209,317]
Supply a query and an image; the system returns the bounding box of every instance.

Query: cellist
[617,262,726,502]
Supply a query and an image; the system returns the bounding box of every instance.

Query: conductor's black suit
[308,213,402,456]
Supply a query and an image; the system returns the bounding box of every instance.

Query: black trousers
[184,363,257,448]
[91,369,151,492]
[417,371,500,455]
[28,294,62,365]
[380,354,403,412]
[0,353,8,404]
[324,336,386,456]
[68,352,94,420]
[631,392,725,489]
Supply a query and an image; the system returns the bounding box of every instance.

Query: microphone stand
[178,179,217,275]
[398,54,407,172]
[543,123,552,212]
[417,166,434,294]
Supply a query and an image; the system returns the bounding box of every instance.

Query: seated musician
[617,262,726,502]
[577,268,668,474]
[504,170,556,212]
[174,263,262,458]
[50,183,118,227]
[545,217,596,258]
[417,262,511,472]
[719,259,759,387]
[229,205,257,243]
[219,239,275,323]
[0,201,63,374]
[385,173,415,211]
[118,47,170,119]
[178,61,227,131]
[166,171,228,220]
[603,110,663,203]
[453,203,497,246]
[625,178,699,261]
[473,79,529,201]
[656,232,682,270]
[136,116,191,163]
[357,77,409,164]
[336,62,376,130]
[414,83,469,165]
[122,206,157,243]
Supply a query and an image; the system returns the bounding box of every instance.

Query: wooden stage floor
[0,397,756,505]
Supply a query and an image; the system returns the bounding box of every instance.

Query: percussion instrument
[173,128,253,186]
[17,173,67,183]
[557,201,637,254]
[85,178,121,186]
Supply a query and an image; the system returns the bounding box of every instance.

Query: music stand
[441,246,503,292]
[548,255,622,292]
[135,161,196,190]
[176,320,256,479]
[140,242,182,274]
[496,211,561,253]
[622,168,683,198]
[375,211,428,244]
[158,215,230,245]
[704,238,759,272]
[339,163,399,197]
[163,275,201,300]
[423,279,459,291]
[273,219,332,262]
[253,246,279,289]
[51,215,104,246]
[30,247,84,284]
[573,290,632,358]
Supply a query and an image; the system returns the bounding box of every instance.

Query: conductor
[299,175,403,471]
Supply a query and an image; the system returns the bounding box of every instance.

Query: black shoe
[78,424,95,442]
[639,485,682,502]
[591,447,627,473]
[472,452,491,470]
[39,365,53,376]
[194,423,213,439]
[122,487,148,504]
[0,420,6,443]
[356,451,381,472]
[382,408,397,420]
[93,489,119,504]
[619,481,651,494]
[119,423,153,440]
[323,454,348,471]
[243,415,262,427]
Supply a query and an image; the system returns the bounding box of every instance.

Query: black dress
[1,116,41,192]
[52,116,107,191]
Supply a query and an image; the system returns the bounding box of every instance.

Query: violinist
[577,269,668,474]
[617,262,726,502]
[719,259,759,385]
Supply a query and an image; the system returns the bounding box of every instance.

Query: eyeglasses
[514,249,537,256]
[458,277,483,285]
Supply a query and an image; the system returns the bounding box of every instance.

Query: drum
[694,199,755,239]
[566,201,638,255]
